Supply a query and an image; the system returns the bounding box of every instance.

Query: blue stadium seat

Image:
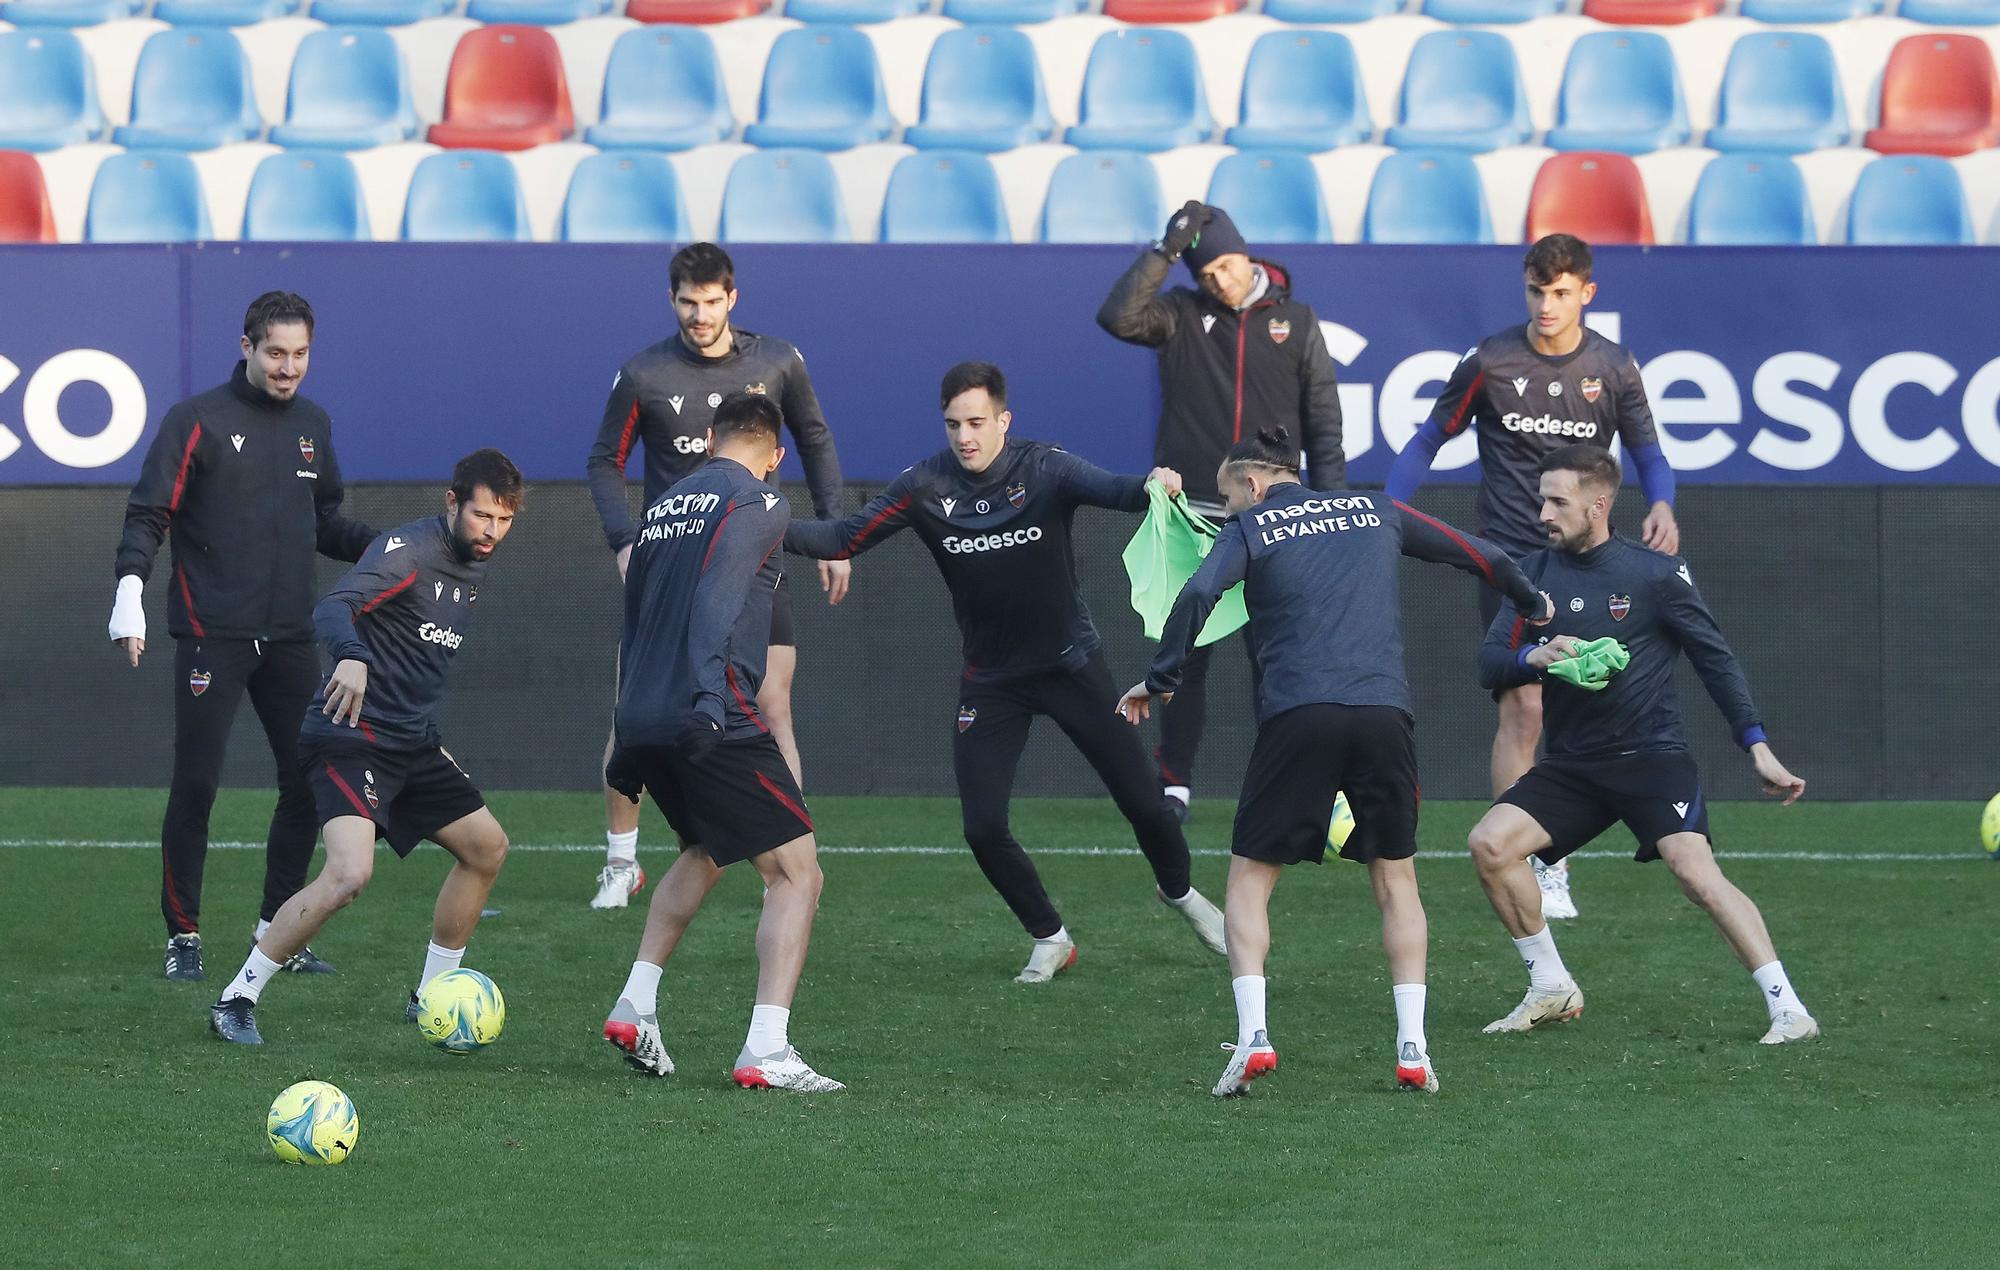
[560,152,692,243]
[905,26,1054,152]
[1898,0,2000,24]
[269,29,420,150]
[401,150,533,241]
[0,31,105,152]
[1205,150,1330,243]
[941,0,1083,17]
[0,0,142,26]
[465,0,613,23]
[155,0,301,22]
[741,26,894,151]
[84,150,212,242]
[1740,0,1881,19]
[719,149,850,242]
[785,0,925,20]
[1845,155,1974,245]
[112,30,262,151]
[242,150,371,241]
[1224,31,1370,152]
[1361,149,1493,243]
[307,0,453,23]
[1706,33,1849,154]
[585,27,734,151]
[1685,154,1815,244]
[1066,28,1214,153]
[1039,150,1162,243]
[1264,0,1400,18]
[1420,0,1559,21]
[1545,32,1691,155]
[1383,31,1532,152]
[880,150,1011,243]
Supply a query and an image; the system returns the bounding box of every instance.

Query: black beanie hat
[1183,205,1249,275]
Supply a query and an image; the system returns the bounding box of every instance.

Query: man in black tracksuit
[110,292,374,982]
[785,362,1227,985]
[1098,201,1346,818]
[1467,444,1818,1048]
[1117,427,1548,1098]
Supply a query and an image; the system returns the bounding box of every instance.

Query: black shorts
[624,734,813,866]
[303,736,486,858]
[1232,703,1420,866]
[1497,749,1709,864]
[769,569,795,648]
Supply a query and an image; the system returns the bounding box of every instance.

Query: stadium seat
[560,152,692,242]
[1901,0,2000,23]
[1545,33,1691,155]
[1038,149,1162,242]
[1740,0,1881,20]
[401,150,533,241]
[880,150,1011,243]
[1685,154,1815,244]
[585,27,734,151]
[905,26,1055,153]
[308,0,452,22]
[241,150,371,241]
[467,0,613,21]
[786,0,926,21]
[1706,33,1850,155]
[268,29,420,151]
[1864,36,2000,157]
[1524,151,1654,244]
[1581,0,1721,23]
[0,31,105,153]
[112,31,262,152]
[1101,0,1244,20]
[741,26,894,151]
[427,26,574,152]
[719,149,850,242]
[0,0,142,25]
[0,150,58,242]
[1845,154,1974,244]
[84,150,213,242]
[1419,0,1557,21]
[1066,28,1214,153]
[1224,31,1370,153]
[626,0,770,20]
[155,0,302,22]
[1205,150,1329,243]
[1383,31,1531,153]
[942,0,1083,18]
[1361,150,1493,243]
[1264,0,1400,19]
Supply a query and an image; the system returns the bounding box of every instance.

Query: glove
[1159,200,1209,262]
[1545,638,1631,692]
[604,744,643,803]
[108,574,145,642]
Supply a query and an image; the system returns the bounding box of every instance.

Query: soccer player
[110,291,375,981]
[1117,427,1552,1097]
[600,394,841,1093]
[207,450,524,1046]
[1385,233,1681,922]
[1469,445,1817,1046]
[785,362,1227,984]
[584,242,849,910]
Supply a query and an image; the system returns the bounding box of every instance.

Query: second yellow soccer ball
[417,968,506,1054]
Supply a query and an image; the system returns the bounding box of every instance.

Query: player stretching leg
[601,395,841,1092]
[1469,446,1816,1046]
[1386,235,1681,921]
[210,451,524,1045]
[786,362,1226,984]
[1119,428,1553,1096]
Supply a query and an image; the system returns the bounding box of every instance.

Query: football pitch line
[0,838,1979,863]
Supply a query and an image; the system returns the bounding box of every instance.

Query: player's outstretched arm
[686,494,789,727]
[314,435,377,562]
[784,473,915,561]
[1125,521,1250,723]
[1047,448,1165,512]
[1655,561,1766,753]
[1394,501,1548,619]
[1385,349,1482,502]
[585,369,645,555]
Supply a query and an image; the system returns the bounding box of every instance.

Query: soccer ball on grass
[267,1080,358,1165]
[417,968,506,1054]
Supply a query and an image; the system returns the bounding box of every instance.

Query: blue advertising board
[5,243,1999,486]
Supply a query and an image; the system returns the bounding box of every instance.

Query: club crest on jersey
[1609,594,1632,621]
[1512,377,1530,396]
[957,705,977,733]
[1006,483,1027,509]
[746,383,767,396]
[298,436,315,464]
[1268,319,1291,345]
[467,587,477,605]
[1580,376,1603,404]
[188,670,211,697]
[364,784,379,809]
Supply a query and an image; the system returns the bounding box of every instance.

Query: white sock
[1752,960,1806,1019]
[419,941,464,993]
[1232,974,1268,1048]
[253,918,271,940]
[620,960,663,1016]
[745,1003,791,1057]
[1164,785,1190,806]
[1513,926,1572,992]
[606,829,638,866]
[224,947,283,1005]
[1392,983,1428,1055]
[1037,925,1070,945]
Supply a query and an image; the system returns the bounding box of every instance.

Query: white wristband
[109,574,145,642]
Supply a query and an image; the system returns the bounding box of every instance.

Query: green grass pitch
[1,789,1994,1267]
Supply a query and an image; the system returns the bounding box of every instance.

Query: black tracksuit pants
[954,650,1192,939]
[161,637,321,936]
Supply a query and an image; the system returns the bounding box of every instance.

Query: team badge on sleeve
[189,670,211,697]
[298,437,315,464]
[1608,594,1631,621]
[1580,377,1603,404]
[1267,319,1291,345]
[957,705,977,733]
[1006,483,1027,509]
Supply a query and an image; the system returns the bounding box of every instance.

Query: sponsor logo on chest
[418,621,464,650]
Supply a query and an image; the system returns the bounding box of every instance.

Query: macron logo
[762,493,779,511]
[941,497,957,517]
[1673,801,1690,817]
[669,395,685,415]
[385,537,406,553]
[1511,377,1529,397]
[1677,564,1693,586]
[230,434,245,452]
[1202,314,1216,334]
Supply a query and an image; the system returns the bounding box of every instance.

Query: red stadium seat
[0,150,56,243]
[426,26,574,152]
[626,0,769,20]
[1581,0,1720,23]
[1525,151,1654,245]
[1102,0,1244,20]
[1864,35,2000,157]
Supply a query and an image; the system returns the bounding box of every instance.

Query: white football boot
[1212,1030,1279,1097]
[1483,981,1586,1034]
[1159,887,1227,956]
[732,1047,846,1092]
[1759,1008,1820,1045]
[1534,857,1579,921]
[1394,1041,1438,1093]
[1014,931,1078,984]
[590,862,646,910]
[603,997,674,1076]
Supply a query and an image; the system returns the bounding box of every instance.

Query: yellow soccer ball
[1327,790,1355,852]
[267,1080,358,1166]
[418,968,506,1054]
[1982,793,2000,858]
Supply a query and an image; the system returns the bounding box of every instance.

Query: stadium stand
[1545,32,1692,155]
[268,28,420,150]
[463,0,613,23]
[1206,148,1330,242]
[1582,0,1722,23]
[625,0,770,19]
[740,25,894,150]
[401,147,532,238]
[0,31,106,153]
[1383,31,1532,152]
[84,148,213,240]
[307,0,454,23]
[584,26,734,151]
[1738,0,1881,18]
[0,149,60,242]
[1065,27,1214,152]
[1038,148,1161,242]
[154,0,303,23]
[719,146,851,240]
[1845,153,1976,243]
[1362,148,1493,243]
[905,25,1056,153]
[1706,32,1850,155]
[941,0,1084,17]
[1419,0,1559,21]
[559,150,692,241]
[786,0,928,21]
[113,29,262,151]
[1525,150,1655,243]
[1864,35,2000,157]
[426,25,573,151]
[241,147,371,238]
[1686,152,1817,243]
[1100,0,1244,19]
[1223,30,1371,152]
[1901,0,2000,23]
[1263,0,1401,19]
[880,149,1011,241]
[0,0,143,24]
